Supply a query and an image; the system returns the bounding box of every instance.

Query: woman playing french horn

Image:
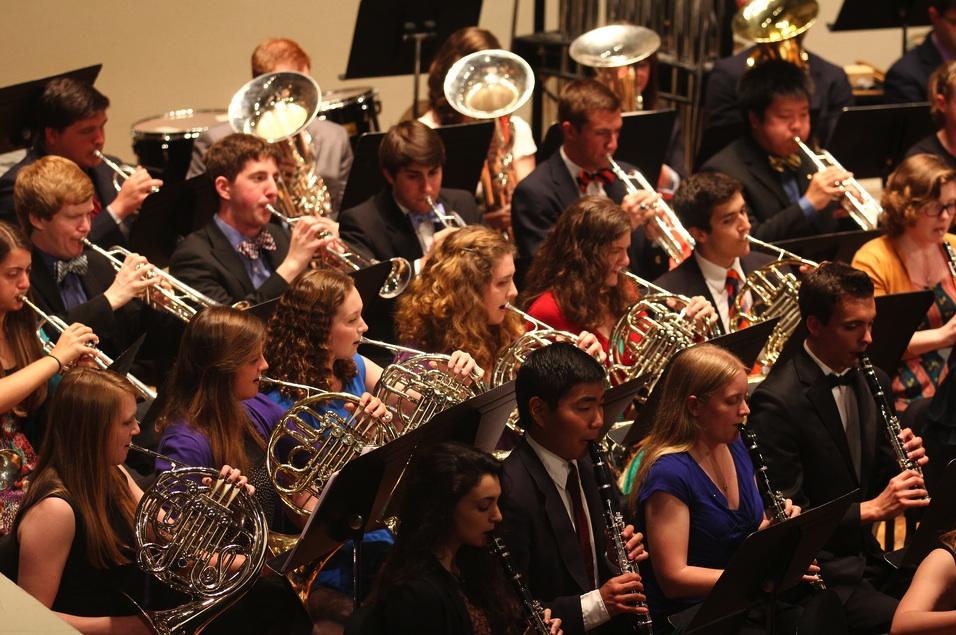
[0,221,98,535]
[2,368,255,635]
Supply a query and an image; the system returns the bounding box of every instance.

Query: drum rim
[131,108,228,138]
[318,87,377,112]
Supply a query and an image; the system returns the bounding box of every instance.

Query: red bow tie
[576,168,616,193]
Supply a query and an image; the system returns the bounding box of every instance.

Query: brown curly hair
[395,226,523,370]
[522,196,639,331]
[881,153,956,237]
[266,269,358,401]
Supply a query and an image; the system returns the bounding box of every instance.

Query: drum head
[317,87,379,136]
[132,108,228,140]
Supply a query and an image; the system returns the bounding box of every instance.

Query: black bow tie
[826,371,856,388]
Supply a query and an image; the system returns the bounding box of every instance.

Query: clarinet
[489,534,551,635]
[588,442,653,635]
[942,240,956,282]
[737,421,827,592]
[858,353,924,478]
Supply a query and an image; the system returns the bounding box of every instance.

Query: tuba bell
[733,0,819,71]
[569,24,662,112]
[443,49,535,218]
[229,71,332,218]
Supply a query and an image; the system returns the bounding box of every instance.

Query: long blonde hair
[627,344,745,511]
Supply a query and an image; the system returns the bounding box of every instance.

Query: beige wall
[0,0,931,164]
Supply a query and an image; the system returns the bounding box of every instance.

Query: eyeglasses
[925,201,956,217]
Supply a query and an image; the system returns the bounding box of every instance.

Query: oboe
[489,535,551,635]
[588,442,653,634]
[737,420,827,592]
[858,353,924,478]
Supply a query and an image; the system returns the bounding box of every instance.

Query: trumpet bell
[228,71,321,142]
[733,0,819,43]
[379,258,412,299]
[443,49,535,120]
[569,24,661,68]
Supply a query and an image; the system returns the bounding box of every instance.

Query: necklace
[692,447,730,494]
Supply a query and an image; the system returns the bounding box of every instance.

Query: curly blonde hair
[266,269,358,401]
[522,196,639,330]
[881,153,956,237]
[395,226,523,370]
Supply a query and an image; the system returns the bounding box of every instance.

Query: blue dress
[264,354,368,426]
[636,437,764,623]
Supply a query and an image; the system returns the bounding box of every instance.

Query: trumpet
[94,150,160,194]
[267,204,412,299]
[424,195,468,229]
[18,295,156,401]
[606,155,695,264]
[82,239,219,321]
[793,137,880,230]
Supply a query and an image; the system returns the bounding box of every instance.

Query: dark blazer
[885,34,943,104]
[652,251,777,335]
[168,219,292,306]
[702,48,854,144]
[748,345,900,588]
[511,150,668,280]
[338,187,482,264]
[701,136,841,242]
[0,148,128,248]
[378,558,476,635]
[499,438,629,635]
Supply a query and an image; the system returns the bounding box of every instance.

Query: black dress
[906,133,956,170]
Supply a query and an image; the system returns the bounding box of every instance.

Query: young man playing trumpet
[653,172,776,334]
[0,77,161,248]
[170,133,339,307]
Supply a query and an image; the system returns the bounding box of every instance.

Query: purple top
[154,393,286,472]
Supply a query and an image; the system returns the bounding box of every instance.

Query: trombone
[267,204,412,299]
[793,136,881,230]
[18,295,157,401]
[424,196,468,229]
[81,239,219,321]
[93,150,160,194]
[606,155,695,264]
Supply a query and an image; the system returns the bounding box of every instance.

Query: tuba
[443,49,535,217]
[793,136,881,230]
[732,236,818,369]
[127,443,268,635]
[733,0,819,72]
[569,24,662,112]
[229,71,332,218]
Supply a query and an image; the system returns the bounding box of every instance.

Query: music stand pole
[403,20,437,119]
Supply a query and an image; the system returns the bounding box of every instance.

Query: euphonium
[18,295,156,401]
[126,443,268,635]
[266,204,412,299]
[569,24,662,112]
[793,136,881,230]
[443,49,535,213]
[94,150,160,194]
[81,239,219,322]
[229,71,332,218]
[732,236,818,369]
[361,337,485,433]
[606,155,695,265]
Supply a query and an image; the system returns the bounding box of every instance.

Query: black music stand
[0,65,101,154]
[130,174,219,268]
[773,229,883,264]
[341,121,493,211]
[671,491,856,635]
[886,458,956,568]
[826,104,934,178]
[829,0,932,54]
[342,0,482,118]
[537,109,678,186]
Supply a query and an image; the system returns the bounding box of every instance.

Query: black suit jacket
[748,346,900,588]
[499,439,629,635]
[338,187,482,263]
[511,150,668,280]
[702,48,854,144]
[0,148,128,248]
[168,219,292,306]
[701,136,841,242]
[885,34,943,104]
[652,251,776,334]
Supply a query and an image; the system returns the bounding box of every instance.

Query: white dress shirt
[694,252,748,333]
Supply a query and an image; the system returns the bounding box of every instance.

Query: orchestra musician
[510,79,667,279]
[0,78,162,248]
[522,196,715,353]
[1,368,254,634]
[0,221,97,535]
[169,133,339,307]
[905,62,956,169]
[497,342,648,635]
[701,59,850,242]
[749,262,931,633]
[852,154,956,411]
[885,1,956,104]
[653,172,777,334]
[187,37,354,216]
[352,442,562,635]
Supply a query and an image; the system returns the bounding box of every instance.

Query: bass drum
[131,109,228,183]
[317,87,380,136]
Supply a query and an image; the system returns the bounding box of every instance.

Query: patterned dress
[893,280,956,411]
[0,397,39,535]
